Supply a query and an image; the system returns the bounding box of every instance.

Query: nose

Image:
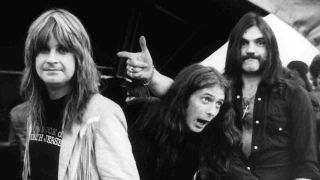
[46,50,58,64]
[207,105,219,118]
[246,42,256,54]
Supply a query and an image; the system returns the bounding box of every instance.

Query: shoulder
[10,101,29,119]
[83,94,125,124]
[274,79,307,97]
[87,94,123,114]
[276,80,313,111]
[10,101,29,112]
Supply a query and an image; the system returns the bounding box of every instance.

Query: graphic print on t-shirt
[29,95,66,180]
[30,125,63,147]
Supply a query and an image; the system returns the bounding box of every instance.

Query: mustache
[241,54,262,62]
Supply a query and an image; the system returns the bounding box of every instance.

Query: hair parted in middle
[131,63,240,177]
[21,9,100,130]
[224,12,282,86]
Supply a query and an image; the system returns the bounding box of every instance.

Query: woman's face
[35,34,76,93]
[185,84,225,133]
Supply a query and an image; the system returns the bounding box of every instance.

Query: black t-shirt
[171,132,201,180]
[29,96,65,180]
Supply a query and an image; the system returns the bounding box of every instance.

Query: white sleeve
[93,103,140,180]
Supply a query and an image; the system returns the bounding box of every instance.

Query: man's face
[185,85,225,133]
[35,34,76,90]
[240,26,267,75]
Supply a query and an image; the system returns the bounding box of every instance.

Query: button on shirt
[233,80,320,180]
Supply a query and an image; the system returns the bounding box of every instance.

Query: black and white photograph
[1,1,320,180]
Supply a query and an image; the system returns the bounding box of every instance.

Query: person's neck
[241,74,261,98]
[46,85,71,100]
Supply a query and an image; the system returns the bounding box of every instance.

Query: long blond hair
[21,8,100,131]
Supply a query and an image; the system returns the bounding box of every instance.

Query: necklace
[241,84,258,119]
[242,93,256,119]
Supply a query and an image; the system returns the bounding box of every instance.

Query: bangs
[32,17,75,55]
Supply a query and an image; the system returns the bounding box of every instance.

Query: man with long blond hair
[21,9,139,180]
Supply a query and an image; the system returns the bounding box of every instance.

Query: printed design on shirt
[30,125,63,147]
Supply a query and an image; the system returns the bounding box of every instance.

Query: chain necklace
[242,93,256,119]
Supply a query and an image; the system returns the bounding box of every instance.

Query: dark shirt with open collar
[232,79,320,180]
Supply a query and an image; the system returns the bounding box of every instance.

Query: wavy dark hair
[131,63,241,178]
[224,12,282,86]
[20,9,100,131]
[199,101,241,174]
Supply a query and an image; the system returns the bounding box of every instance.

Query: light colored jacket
[23,94,140,180]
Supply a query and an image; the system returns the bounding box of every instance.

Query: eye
[38,46,50,54]
[256,39,266,47]
[57,45,69,54]
[201,97,211,104]
[216,101,224,108]
[240,39,248,47]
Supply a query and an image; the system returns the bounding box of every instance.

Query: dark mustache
[241,54,262,62]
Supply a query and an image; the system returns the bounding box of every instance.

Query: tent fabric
[248,0,320,51]
[201,14,319,72]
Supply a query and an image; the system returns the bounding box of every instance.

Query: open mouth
[196,118,209,126]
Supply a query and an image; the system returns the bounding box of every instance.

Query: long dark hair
[199,96,241,174]
[20,9,100,131]
[224,12,282,86]
[131,63,240,178]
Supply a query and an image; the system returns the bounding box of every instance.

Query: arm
[148,68,173,97]
[290,87,320,179]
[117,36,173,97]
[10,103,28,160]
[94,100,140,180]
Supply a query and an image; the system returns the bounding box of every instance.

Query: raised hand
[117,36,154,83]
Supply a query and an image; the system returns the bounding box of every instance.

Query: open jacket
[23,94,140,180]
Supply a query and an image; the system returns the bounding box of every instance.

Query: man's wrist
[143,65,155,86]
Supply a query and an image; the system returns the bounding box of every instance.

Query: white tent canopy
[201,14,319,73]
[249,0,320,51]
